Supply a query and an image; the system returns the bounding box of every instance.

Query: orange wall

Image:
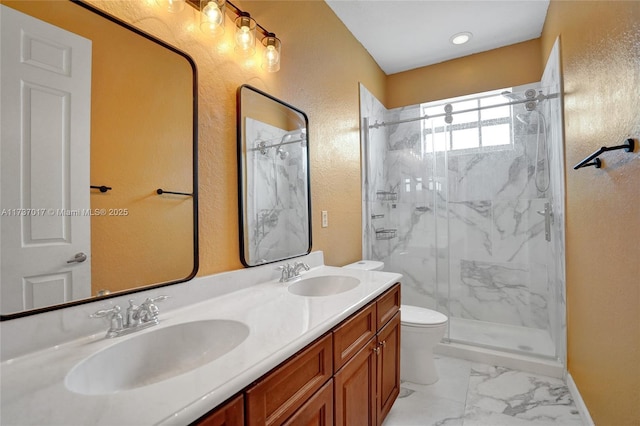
[386,39,542,108]
[81,0,386,274]
[541,1,640,424]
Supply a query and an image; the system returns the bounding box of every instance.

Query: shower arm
[369,93,558,129]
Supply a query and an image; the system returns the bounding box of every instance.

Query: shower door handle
[537,202,552,242]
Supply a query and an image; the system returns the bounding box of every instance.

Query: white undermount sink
[65,319,249,395]
[287,275,360,297]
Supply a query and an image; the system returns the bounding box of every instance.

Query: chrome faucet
[90,295,168,338]
[278,262,310,282]
[293,261,310,275]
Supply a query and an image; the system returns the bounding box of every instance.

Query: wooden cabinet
[245,333,333,426]
[194,394,244,426]
[376,311,401,423]
[333,303,377,372]
[334,339,377,426]
[192,283,400,426]
[333,284,401,426]
[282,379,333,426]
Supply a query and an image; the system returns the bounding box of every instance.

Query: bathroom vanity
[196,282,400,426]
[0,252,402,425]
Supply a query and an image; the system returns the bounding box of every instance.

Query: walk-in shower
[359,63,565,374]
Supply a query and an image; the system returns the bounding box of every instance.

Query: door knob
[67,252,87,263]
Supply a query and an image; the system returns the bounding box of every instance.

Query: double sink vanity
[0,252,402,425]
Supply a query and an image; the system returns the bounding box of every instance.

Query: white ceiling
[325,0,550,75]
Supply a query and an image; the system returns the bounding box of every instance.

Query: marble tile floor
[383,355,583,426]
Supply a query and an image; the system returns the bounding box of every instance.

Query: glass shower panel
[359,81,563,362]
[442,86,557,358]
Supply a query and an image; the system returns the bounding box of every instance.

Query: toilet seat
[401,305,448,327]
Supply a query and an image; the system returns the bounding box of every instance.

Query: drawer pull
[373,347,380,355]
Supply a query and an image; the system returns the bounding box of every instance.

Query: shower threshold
[434,317,564,378]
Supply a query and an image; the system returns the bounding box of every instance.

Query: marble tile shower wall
[245,118,308,264]
[359,84,553,332]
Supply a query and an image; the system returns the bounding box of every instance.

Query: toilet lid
[401,305,448,326]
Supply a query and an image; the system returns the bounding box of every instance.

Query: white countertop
[0,262,401,425]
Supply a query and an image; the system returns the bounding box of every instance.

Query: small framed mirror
[237,85,311,267]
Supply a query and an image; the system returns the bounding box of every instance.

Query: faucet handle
[90,305,121,319]
[277,263,292,282]
[148,295,169,303]
[138,295,168,322]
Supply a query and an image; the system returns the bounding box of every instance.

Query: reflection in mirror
[237,85,311,266]
[0,1,198,319]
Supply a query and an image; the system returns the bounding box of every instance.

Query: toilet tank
[342,260,384,271]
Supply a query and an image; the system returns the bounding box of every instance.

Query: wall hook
[156,188,193,197]
[90,185,112,193]
[573,138,635,170]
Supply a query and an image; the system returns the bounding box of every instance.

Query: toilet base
[401,347,439,385]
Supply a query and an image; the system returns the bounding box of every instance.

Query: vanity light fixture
[186,0,282,71]
[235,12,257,57]
[262,33,281,72]
[450,31,472,45]
[200,0,225,36]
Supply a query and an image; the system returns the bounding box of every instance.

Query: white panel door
[1,5,92,313]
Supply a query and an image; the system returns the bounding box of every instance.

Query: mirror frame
[0,0,199,321]
[236,85,312,267]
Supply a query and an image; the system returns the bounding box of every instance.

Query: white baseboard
[567,373,595,426]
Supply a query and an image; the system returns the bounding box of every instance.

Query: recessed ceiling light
[450,32,473,45]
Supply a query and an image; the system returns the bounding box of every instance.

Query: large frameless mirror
[0,0,198,319]
[237,85,311,267]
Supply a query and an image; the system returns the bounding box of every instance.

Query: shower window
[422,88,513,153]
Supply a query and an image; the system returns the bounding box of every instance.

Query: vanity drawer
[376,283,400,330]
[193,394,244,426]
[245,333,333,426]
[333,303,377,372]
[282,379,333,426]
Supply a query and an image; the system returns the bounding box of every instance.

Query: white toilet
[400,304,448,385]
[343,260,449,385]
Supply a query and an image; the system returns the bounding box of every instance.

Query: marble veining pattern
[359,79,566,357]
[383,356,583,426]
[244,118,308,264]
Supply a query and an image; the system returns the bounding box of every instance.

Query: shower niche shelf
[376,191,398,202]
[375,229,397,240]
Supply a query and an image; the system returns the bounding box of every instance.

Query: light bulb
[200,0,225,35]
[261,33,281,72]
[236,26,253,49]
[265,45,279,64]
[234,13,256,57]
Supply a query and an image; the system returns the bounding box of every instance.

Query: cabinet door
[283,379,334,426]
[333,339,377,426]
[376,311,401,425]
[246,333,333,426]
[194,394,244,426]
